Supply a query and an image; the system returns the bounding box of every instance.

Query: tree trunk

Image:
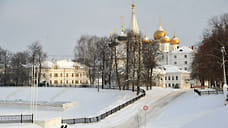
[137,40,141,95]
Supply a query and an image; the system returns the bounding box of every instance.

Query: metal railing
[0,114,33,124]
[194,89,223,96]
[62,88,146,124]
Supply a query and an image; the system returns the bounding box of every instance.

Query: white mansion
[33,59,90,87]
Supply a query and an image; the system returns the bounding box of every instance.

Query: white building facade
[33,59,90,87]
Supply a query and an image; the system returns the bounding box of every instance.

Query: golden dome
[160,34,170,43]
[170,34,180,45]
[153,26,167,40]
[143,33,150,44]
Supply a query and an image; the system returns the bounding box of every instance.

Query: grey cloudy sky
[0,0,227,58]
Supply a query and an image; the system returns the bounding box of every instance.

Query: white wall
[169,52,193,72]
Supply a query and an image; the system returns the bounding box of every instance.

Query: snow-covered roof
[56,59,75,69]
[41,59,87,69]
[161,65,190,74]
[153,67,166,75]
[42,61,54,68]
[172,46,193,54]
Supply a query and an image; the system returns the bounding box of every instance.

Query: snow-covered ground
[72,88,228,128]
[0,87,227,128]
[0,87,136,120]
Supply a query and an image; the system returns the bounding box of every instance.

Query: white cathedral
[116,1,195,89]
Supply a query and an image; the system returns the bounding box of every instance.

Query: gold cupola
[143,32,150,44]
[153,25,167,40]
[160,33,170,43]
[170,33,180,45]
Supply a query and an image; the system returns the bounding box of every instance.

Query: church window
[185,61,187,64]
[176,84,179,88]
[172,76,174,80]
[165,76,167,80]
[54,80,58,84]
[54,73,58,77]
[176,76,178,80]
[168,76,170,80]
[75,73,79,77]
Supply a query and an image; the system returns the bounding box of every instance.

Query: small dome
[153,26,167,40]
[160,34,170,43]
[118,31,127,41]
[143,33,150,44]
[170,34,180,45]
[53,65,58,69]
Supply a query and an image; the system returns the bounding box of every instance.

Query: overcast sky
[0,0,227,59]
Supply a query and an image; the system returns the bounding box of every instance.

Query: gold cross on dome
[121,16,124,32]
[159,18,162,27]
[114,28,117,35]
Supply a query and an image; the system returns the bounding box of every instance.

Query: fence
[62,88,146,124]
[194,89,223,96]
[0,114,33,123]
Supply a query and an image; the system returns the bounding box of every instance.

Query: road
[73,88,188,128]
[111,89,187,128]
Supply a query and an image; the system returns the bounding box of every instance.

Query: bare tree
[0,48,12,86]
[28,41,47,86]
[141,39,160,90]
[11,51,30,86]
[74,35,101,85]
[191,13,228,88]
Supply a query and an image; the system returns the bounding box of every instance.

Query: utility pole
[221,46,228,103]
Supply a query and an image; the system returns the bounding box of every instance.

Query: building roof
[162,65,190,74]
[42,59,87,69]
[172,46,193,54]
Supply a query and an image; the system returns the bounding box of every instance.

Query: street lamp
[221,46,228,103]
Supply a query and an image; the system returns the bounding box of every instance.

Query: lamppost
[221,46,228,102]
